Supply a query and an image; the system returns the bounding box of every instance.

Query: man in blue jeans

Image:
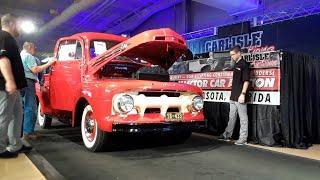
[20,42,56,140]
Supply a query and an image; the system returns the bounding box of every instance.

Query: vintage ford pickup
[36,28,204,151]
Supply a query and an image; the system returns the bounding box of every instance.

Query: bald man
[20,42,55,140]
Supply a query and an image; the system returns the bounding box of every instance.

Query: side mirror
[68,52,75,58]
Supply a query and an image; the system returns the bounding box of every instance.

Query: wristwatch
[241,92,246,95]
[0,49,8,58]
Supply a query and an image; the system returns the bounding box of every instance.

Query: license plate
[165,112,183,121]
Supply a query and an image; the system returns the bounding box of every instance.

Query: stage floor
[1,120,319,180]
[248,143,320,161]
[0,153,45,180]
[27,121,320,180]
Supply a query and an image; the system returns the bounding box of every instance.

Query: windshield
[89,40,120,58]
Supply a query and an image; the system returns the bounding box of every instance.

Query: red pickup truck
[36,28,204,152]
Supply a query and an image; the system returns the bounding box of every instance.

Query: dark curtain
[248,105,281,146]
[205,102,281,146]
[280,52,320,148]
[204,102,229,134]
[204,52,320,148]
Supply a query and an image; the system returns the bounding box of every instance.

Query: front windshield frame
[89,39,121,58]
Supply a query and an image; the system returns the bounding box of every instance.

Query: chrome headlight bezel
[115,94,134,114]
[192,96,204,111]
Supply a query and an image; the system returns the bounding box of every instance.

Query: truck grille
[138,91,181,97]
[144,108,180,114]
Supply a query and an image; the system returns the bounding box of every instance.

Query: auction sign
[170,51,281,105]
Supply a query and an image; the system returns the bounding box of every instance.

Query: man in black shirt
[218,45,250,145]
[0,14,32,158]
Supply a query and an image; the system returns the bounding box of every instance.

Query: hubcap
[84,111,96,142]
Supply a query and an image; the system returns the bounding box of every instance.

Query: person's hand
[238,94,245,104]
[5,80,17,94]
[40,85,47,93]
[47,58,57,66]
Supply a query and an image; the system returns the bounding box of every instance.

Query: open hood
[88,28,187,75]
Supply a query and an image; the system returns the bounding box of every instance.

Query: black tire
[91,128,110,152]
[37,104,52,129]
[81,104,112,152]
[41,116,52,129]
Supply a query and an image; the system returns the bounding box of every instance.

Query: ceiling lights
[20,20,36,34]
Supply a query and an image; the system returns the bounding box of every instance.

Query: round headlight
[192,96,204,111]
[117,95,134,113]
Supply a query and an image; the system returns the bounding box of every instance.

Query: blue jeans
[21,79,37,135]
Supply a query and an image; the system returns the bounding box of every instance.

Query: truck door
[50,39,83,111]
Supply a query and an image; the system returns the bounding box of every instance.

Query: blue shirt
[20,50,40,81]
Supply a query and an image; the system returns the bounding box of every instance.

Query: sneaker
[0,150,18,158]
[235,140,247,145]
[217,134,230,142]
[17,145,33,153]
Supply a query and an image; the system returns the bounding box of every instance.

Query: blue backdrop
[187,14,320,57]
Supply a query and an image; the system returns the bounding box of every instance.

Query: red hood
[88,28,187,75]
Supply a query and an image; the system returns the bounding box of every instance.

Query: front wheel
[37,104,52,129]
[81,104,110,152]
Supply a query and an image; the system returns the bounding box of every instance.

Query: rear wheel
[81,104,110,152]
[37,104,52,129]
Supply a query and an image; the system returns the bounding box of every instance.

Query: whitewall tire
[37,103,52,129]
[81,104,109,152]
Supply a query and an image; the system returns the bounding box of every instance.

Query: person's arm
[241,81,249,94]
[0,36,18,94]
[30,58,56,74]
[0,56,17,94]
[238,81,249,103]
[238,62,250,103]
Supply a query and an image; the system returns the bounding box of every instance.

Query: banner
[170,68,280,91]
[187,14,320,57]
[203,31,263,52]
[243,51,280,69]
[203,90,280,105]
[169,51,280,75]
[169,51,281,105]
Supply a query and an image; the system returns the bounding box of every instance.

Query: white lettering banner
[203,90,280,105]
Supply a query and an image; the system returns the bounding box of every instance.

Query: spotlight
[20,20,36,34]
